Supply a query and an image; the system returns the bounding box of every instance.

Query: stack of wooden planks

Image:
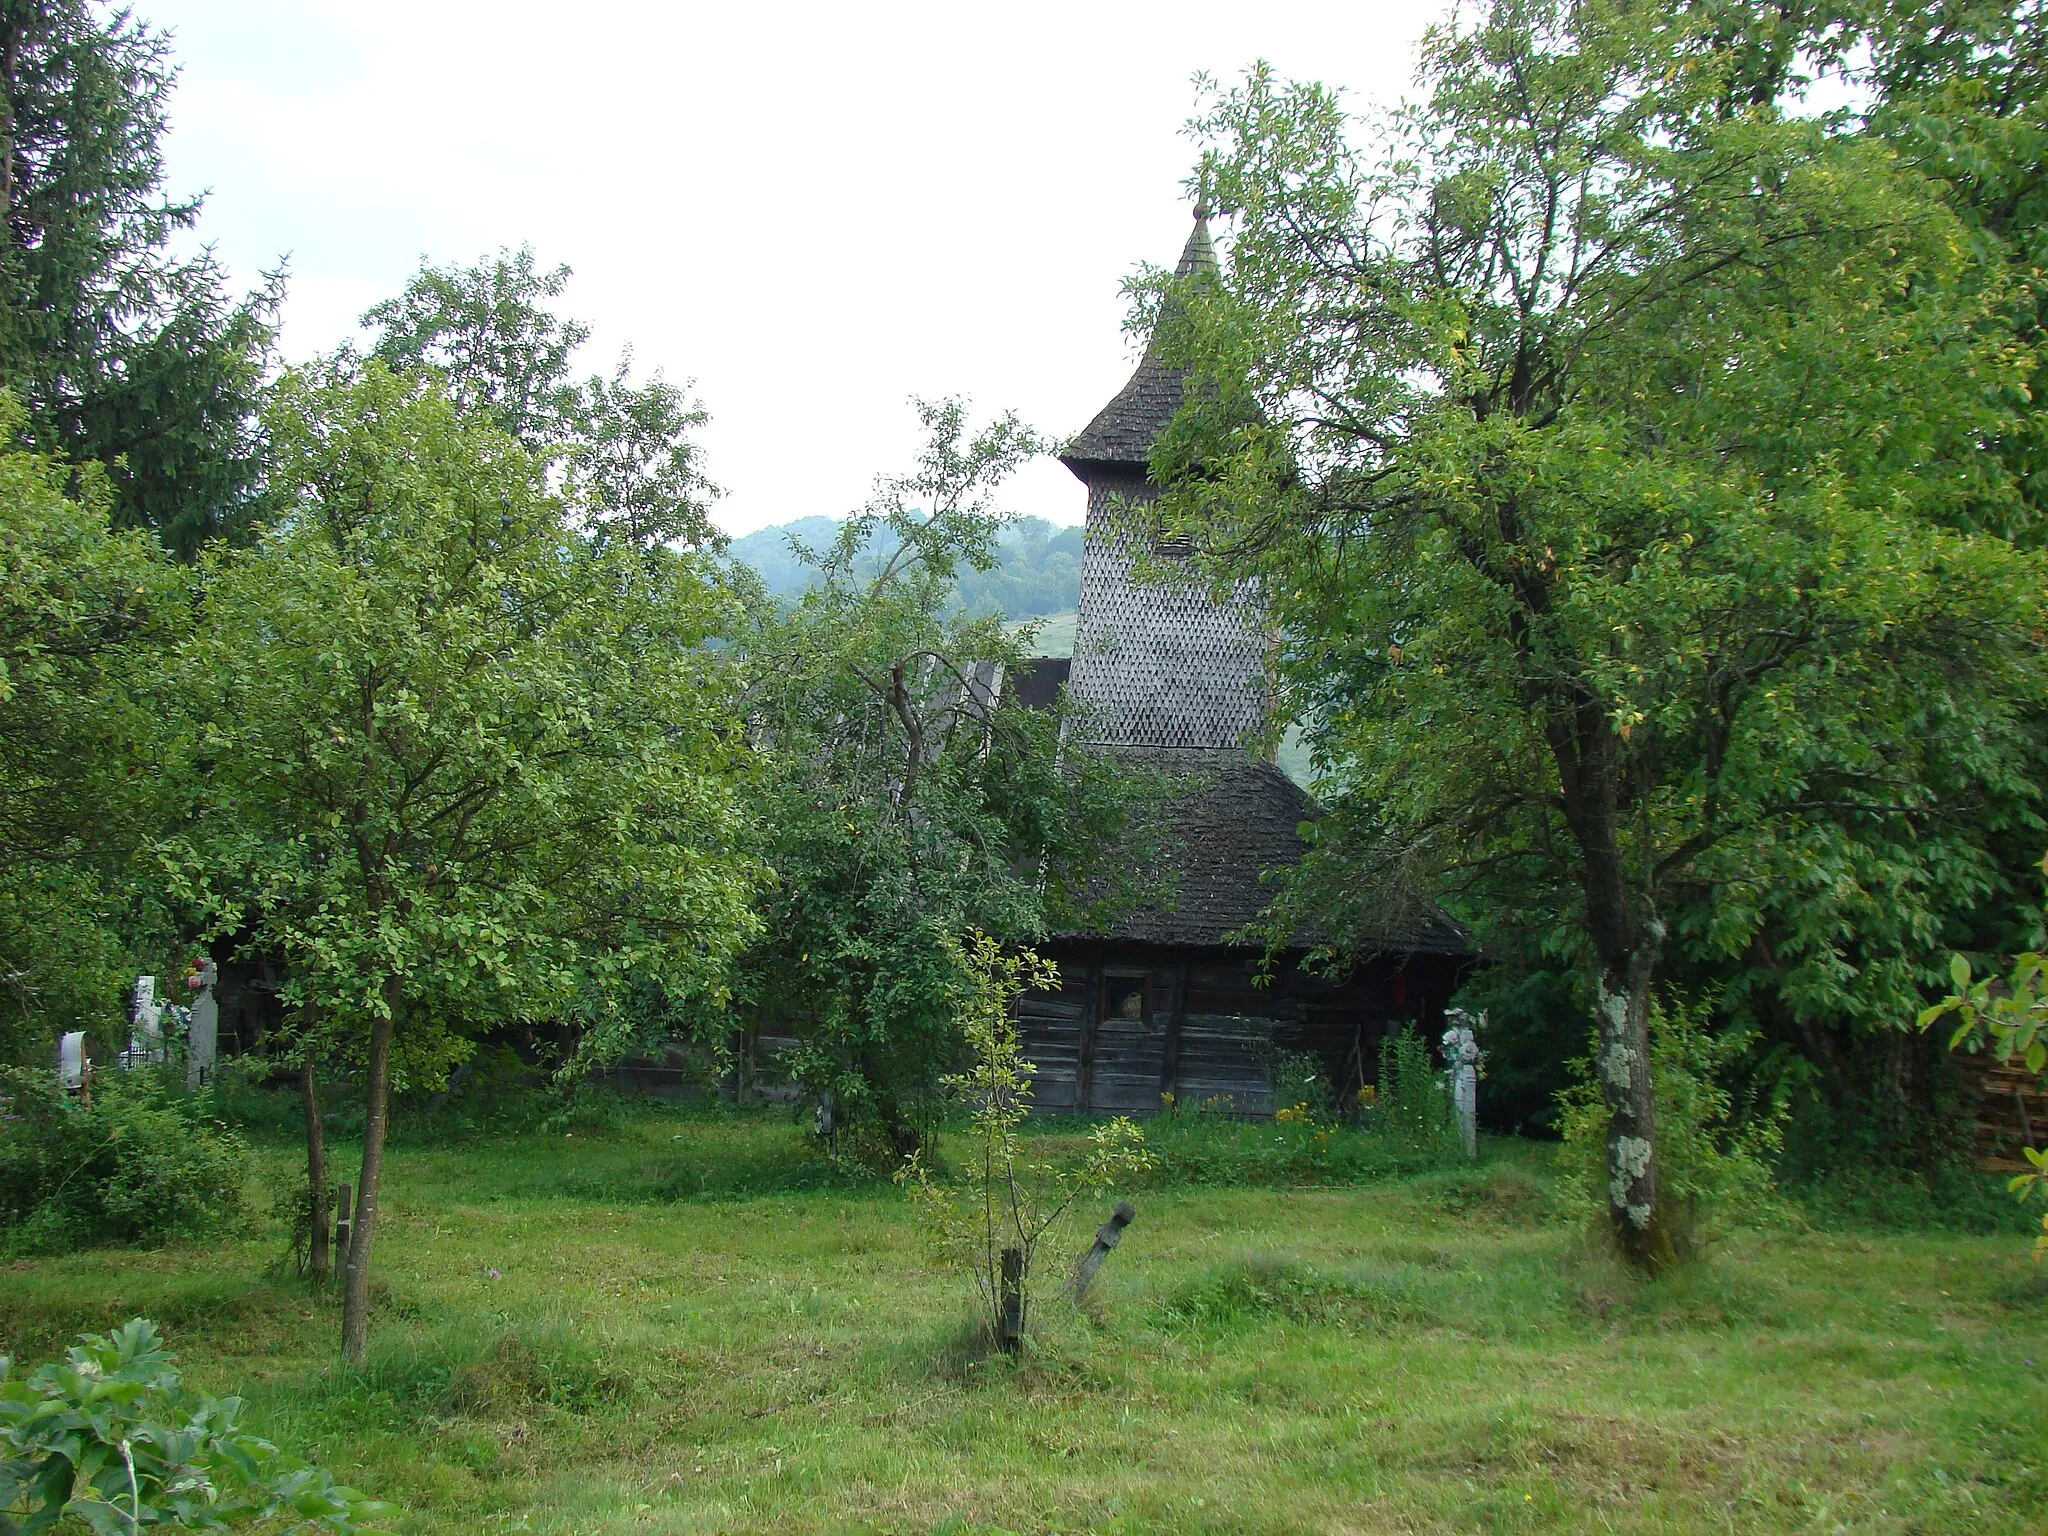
[1955,1049,2048,1173]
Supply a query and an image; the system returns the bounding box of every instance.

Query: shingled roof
[1061,213,1219,474]
[1063,747,1473,955]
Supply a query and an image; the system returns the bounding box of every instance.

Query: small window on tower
[1151,531,1194,559]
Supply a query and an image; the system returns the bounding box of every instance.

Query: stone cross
[185,957,219,1089]
[1441,1009,1486,1158]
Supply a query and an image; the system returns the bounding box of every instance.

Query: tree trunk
[1594,941,1676,1272]
[1546,698,1676,1272]
[299,1045,330,1283]
[340,978,400,1363]
[0,15,22,234]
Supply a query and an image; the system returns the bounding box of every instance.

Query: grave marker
[128,975,163,1066]
[185,957,219,1089]
[58,1031,85,1090]
[1442,1010,1485,1158]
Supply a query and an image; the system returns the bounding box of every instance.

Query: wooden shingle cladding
[1011,744,1475,1117]
[1065,470,1269,751]
[1061,213,1267,755]
[1061,212,1222,474]
[1013,206,1477,1116]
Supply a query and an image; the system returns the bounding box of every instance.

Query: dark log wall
[1020,941,1466,1118]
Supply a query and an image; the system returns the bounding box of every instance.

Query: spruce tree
[0,1,277,558]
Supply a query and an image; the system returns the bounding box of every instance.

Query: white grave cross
[128,974,163,1066]
[58,1030,86,1090]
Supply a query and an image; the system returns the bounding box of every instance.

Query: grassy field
[4,1106,2046,1535]
[1006,610,1076,659]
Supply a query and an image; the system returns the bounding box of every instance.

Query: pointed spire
[1062,207,1217,476]
[1174,205,1219,281]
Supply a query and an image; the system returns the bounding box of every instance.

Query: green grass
[1006,610,1076,659]
[4,1105,2045,1534]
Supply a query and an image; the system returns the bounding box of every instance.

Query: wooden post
[1158,960,1189,1106]
[333,1183,353,1284]
[1076,959,1105,1114]
[1065,1201,1136,1302]
[998,1247,1024,1353]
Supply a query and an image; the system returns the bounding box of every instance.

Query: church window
[1103,973,1150,1026]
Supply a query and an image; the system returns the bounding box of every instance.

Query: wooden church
[1013,210,1472,1118]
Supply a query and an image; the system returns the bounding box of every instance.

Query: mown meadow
[4,1104,2044,1536]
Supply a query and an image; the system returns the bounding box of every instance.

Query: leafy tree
[1147,0,2045,1266]
[735,399,1154,1164]
[955,518,1084,620]
[0,396,176,1062]
[0,1,278,558]
[170,360,760,1360]
[363,246,717,551]
[362,245,583,443]
[1863,0,2048,536]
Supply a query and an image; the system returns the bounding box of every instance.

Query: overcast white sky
[147,1,1442,536]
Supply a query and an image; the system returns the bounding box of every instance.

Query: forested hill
[726,515,1083,621]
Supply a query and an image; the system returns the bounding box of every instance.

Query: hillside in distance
[726,515,1082,623]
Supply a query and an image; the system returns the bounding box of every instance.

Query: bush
[0,1316,390,1532]
[1555,996,1785,1252]
[0,1067,248,1257]
[1373,1024,1453,1155]
[1262,1048,1338,1124]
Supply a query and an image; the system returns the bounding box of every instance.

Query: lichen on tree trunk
[1596,949,1676,1272]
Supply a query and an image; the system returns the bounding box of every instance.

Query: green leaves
[1923,939,2048,1081]
[362,246,719,552]
[0,400,182,1058]
[0,1319,391,1532]
[1150,0,2047,1106]
[899,933,1155,1337]
[172,358,761,1076]
[733,400,1149,1161]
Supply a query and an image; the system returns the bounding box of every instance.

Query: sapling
[898,933,1155,1348]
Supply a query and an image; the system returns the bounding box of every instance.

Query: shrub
[0,1317,390,1532]
[1375,1024,1453,1154]
[1555,996,1785,1252]
[0,1067,248,1257]
[1262,1048,1338,1124]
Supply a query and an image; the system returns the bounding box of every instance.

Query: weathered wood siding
[1021,940,1466,1118]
